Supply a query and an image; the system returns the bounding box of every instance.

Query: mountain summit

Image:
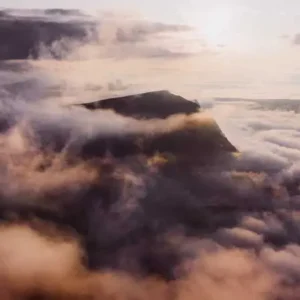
[80,90,201,119]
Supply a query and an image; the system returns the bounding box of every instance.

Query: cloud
[14,10,207,60]
[0,225,279,300]
[280,34,290,39]
[69,18,203,60]
[293,33,300,44]
[99,45,200,59]
[0,9,215,61]
[210,99,300,170]
[215,227,264,248]
[0,91,299,299]
[114,22,193,43]
[107,79,130,91]
[1,9,300,299]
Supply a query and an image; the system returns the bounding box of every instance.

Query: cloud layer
[0,9,207,61]
[0,9,300,299]
[0,77,299,298]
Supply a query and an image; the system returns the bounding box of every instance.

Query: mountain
[78,90,237,163]
[80,90,201,119]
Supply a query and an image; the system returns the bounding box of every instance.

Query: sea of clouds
[0,8,299,300]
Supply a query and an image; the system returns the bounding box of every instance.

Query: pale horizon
[1,1,300,99]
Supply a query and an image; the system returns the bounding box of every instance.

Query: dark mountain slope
[80,90,201,119]
[78,90,237,162]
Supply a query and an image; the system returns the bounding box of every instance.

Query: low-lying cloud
[0,224,280,299]
[0,85,299,298]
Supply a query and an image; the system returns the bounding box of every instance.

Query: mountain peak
[79,90,201,120]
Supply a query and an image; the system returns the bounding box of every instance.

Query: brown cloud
[0,225,279,300]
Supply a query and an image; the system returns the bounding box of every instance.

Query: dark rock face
[0,16,97,60]
[78,120,237,164]
[78,90,236,162]
[80,90,201,119]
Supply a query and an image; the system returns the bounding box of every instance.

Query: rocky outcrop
[80,90,201,119]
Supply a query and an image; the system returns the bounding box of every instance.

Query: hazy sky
[3,0,300,36]
[14,0,296,56]
[2,0,300,99]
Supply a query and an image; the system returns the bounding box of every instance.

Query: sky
[2,0,300,99]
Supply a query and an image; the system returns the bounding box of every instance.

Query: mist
[0,7,299,300]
